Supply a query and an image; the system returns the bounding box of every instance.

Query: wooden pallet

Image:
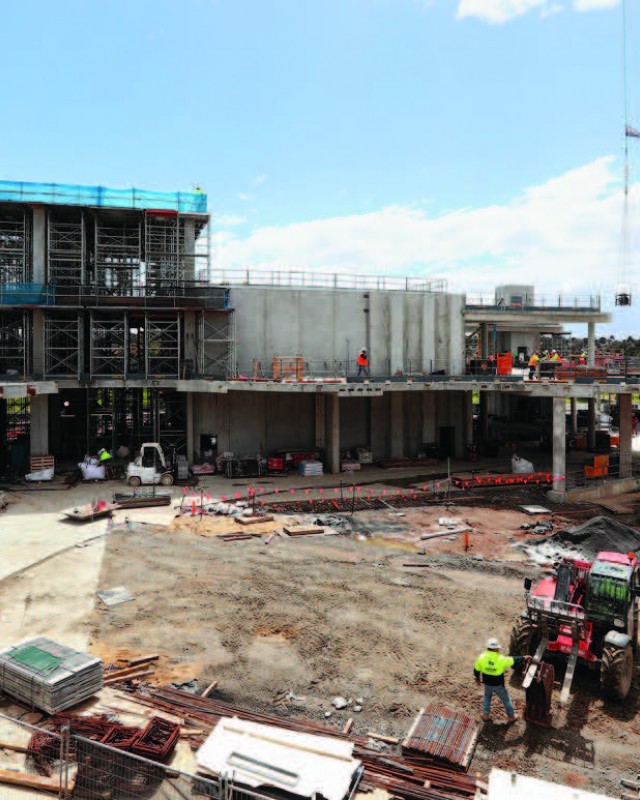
[30,455,55,472]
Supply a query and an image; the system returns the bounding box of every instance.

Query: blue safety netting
[0,181,207,213]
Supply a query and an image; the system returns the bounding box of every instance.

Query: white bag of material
[512,455,534,474]
[25,467,54,482]
[79,462,106,481]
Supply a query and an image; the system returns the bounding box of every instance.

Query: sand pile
[528,515,640,562]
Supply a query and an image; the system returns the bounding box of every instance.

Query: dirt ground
[89,508,640,797]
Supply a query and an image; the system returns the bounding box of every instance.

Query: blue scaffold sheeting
[0,180,207,213]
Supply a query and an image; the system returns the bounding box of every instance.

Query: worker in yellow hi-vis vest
[474,638,525,723]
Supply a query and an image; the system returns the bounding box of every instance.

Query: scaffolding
[146,316,180,377]
[157,390,187,453]
[44,315,82,377]
[0,311,29,376]
[94,213,142,296]
[48,212,84,285]
[0,209,30,285]
[90,314,127,376]
[199,310,236,378]
[145,213,181,292]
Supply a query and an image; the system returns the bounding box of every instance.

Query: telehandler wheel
[601,643,634,700]
[509,617,540,657]
[128,475,142,487]
[160,473,174,486]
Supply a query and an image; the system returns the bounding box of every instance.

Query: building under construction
[0,181,233,469]
[1,179,636,504]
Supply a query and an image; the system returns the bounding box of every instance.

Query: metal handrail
[465,293,601,311]
[210,268,448,293]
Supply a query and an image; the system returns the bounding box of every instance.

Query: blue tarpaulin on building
[0,181,207,213]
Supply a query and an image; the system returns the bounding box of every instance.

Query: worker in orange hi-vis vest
[357,348,369,377]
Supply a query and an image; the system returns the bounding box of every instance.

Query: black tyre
[160,473,174,486]
[128,475,141,487]
[510,616,540,657]
[601,643,634,700]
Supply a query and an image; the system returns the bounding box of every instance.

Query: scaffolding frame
[94,214,142,296]
[0,210,30,285]
[48,213,84,285]
[145,213,182,292]
[44,315,82,377]
[0,311,29,376]
[146,316,180,377]
[90,313,127,377]
[157,390,187,453]
[199,311,236,378]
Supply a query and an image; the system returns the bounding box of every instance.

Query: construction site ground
[0,460,639,796]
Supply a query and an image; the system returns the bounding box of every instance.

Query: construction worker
[98,448,112,463]
[357,348,369,377]
[578,351,587,366]
[527,351,540,380]
[474,638,524,723]
[551,349,561,362]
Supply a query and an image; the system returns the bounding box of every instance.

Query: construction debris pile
[525,515,640,562]
[128,686,484,800]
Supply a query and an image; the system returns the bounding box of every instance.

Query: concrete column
[32,207,46,283]
[479,392,489,441]
[422,391,436,444]
[587,398,596,451]
[570,398,578,435]
[587,322,596,368]
[315,394,326,448]
[183,311,198,376]
[186,393,194,464]
[464,391,474,445]
[619,393,633,479]
[325,394,340,474]
[30,394,49,456]
[182,219,196,282]
[480,324,489,359]
[32,310,45,378]
[550,397,566,498]
[390,393,405,459]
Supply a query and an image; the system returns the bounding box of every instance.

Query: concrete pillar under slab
[186,393,194,464]
[479,392,489,441]
[587,322,596,368]
[619,393,633,478]
[550,397,566,498]
[587,398,596,451]
[32,207,46,283]
[390,393,404,459]
[570,398,578,435]
[32,310,45,379]
[464,391,474,445]
[30,394,49,456]
[325,394,340,474]
[480,324,489,359]
[315,394,326,448]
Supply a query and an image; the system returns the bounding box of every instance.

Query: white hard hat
[486,638,501,650]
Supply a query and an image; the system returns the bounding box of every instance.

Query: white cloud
[254,174,269,184]
[573,0,619,9]
[237,192,253,202]
[212,156,639,305]
[456,0,558,23]
[214,214,247,227]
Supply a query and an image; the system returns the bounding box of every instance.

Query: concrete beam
[619,393,633,479]
[325,394,340,474]
[465,309,611,325]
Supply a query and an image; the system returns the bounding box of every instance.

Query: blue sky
[1,0,638,331]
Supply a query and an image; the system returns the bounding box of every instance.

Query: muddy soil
[89,522,640,796]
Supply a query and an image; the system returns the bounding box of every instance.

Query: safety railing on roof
[465,293,601,312]
[210,268,448,293]
[0,180,207,213]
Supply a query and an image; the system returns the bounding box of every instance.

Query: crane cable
[618,0,634,304]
